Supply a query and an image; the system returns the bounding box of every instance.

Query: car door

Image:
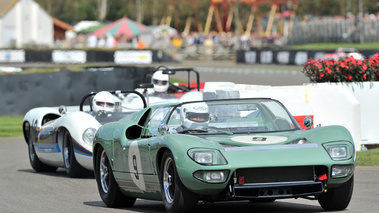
[118,106,173,194]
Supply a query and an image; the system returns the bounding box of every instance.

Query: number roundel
[128,141,145,190]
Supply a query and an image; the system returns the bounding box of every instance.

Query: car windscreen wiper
[206,126,234,135]
[177,128,208,134]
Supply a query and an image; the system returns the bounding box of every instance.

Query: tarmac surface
[2,61,371,213]
[1,60,310,86]
[1,137,378,213]
[155,60,310,86]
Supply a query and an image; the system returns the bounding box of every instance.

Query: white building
[0,0,53,48]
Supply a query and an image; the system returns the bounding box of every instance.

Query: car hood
[196,125,353,148]
[202,132,299,148]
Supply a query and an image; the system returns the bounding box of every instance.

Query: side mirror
[58,105,67,115]
[158,124,169,135]
[303,116,313,129]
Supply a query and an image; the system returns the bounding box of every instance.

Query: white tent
[0,0,53,48]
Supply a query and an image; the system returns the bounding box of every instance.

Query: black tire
[95,146,136,208]
[318,175,354,211]
[160,150,198,213]
[62,131,92,178]
[28,136,58,173]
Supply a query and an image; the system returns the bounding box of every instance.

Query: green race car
[93,98,355,213]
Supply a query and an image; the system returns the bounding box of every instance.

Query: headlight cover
[323,141,354,161]
[82,128,97,145]
[193,170,229,183]
[331,164,355,178]
[188,148,227,165]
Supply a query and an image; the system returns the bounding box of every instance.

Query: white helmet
[151,70,169,93]
[180,102,209,129]
[92,91,115,112]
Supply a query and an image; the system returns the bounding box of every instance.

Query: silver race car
[22,90,146,178]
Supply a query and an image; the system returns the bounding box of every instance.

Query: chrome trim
[225,144,318,152]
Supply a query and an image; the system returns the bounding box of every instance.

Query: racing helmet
[92,91,115,112]
[180,102,210,129]
[151,70,169,93]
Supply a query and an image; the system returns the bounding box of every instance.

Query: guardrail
[0,49,176,64]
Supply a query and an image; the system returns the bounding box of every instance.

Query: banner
[52,50,87,63]
[0,50,25,63]
[114,50,152,64]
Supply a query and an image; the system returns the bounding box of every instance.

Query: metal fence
[287,16,379,45]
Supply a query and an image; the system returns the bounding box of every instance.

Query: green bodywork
[93,100,355,201]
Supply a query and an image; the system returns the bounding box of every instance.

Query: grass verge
[0,116,24,137]
[356,148,379,166]
[289,42,379,50]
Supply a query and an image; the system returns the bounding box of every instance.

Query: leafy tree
[34,0,378,30]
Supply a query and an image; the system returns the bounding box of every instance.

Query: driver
[122,70,174,105]
[151,70,169,93]
[92,91,115,113]
[177,102,210,132]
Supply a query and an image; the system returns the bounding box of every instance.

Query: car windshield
[167,99,300,134]
[93,111,136,125]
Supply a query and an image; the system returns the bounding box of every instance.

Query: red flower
[347,74,352,80]
[341,62,346,68]
[351,58,356,65]
[320,73,324,78]
[363,73,367,80]
[325,67,332,74]
[362,64,367,70]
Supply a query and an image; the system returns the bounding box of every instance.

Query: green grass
[288,42,379,50]
[0,116,378,166]
[356,148,379,166]
[0,116,24,137]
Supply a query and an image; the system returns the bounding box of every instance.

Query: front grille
[235,166,314,184]
[230,166,326,199]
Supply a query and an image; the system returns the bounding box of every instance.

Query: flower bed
[302,53,379,82]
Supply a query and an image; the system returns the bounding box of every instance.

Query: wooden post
[265,4,277,36]
[245,4,256,35]
[226,4,234,32]
[183,17,192,34]
[214,5,224,32]
[204,5,215,34]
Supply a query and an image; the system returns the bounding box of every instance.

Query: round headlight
[82,128,97,145]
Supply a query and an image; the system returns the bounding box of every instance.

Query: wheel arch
[92,143,103,179]
[22,121,30,144]
[57,127,69,151]
[156,147,170,175]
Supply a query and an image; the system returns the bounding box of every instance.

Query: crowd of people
[63,29,285,50]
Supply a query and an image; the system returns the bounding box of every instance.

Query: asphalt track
[1,60,310,86]
[158,60,310,86]
[1,137,379,213]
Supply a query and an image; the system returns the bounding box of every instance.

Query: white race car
[22,90,146,178]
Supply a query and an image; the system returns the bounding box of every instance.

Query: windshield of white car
[168,99,301,134]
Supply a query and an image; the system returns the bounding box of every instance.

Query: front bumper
[228,165,326,199]
[231,181,324,199]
